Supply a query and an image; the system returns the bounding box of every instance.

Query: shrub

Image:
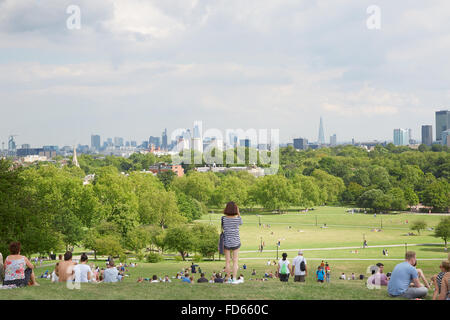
[174,255,183,262]
[136,253,145,262]
[146,252,163,263]
[192,254,203,262]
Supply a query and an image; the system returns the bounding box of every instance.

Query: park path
[239,242,444,254]
[240,257,445,261]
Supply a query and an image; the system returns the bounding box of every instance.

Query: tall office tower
[318,117,325,144]
[393,128,409,146]
[441,129,450,146]
[293,138,308,150]
[240,139,251,148]
[149,136,161,148]
[162,128,168,150]
[8,135,16,151]
[330,134,337,146]
[131,141,137,147]
[421,125,433,146]
[436,110,450,142]
[91,134,101,150]
[107,138,113,146]
[408,128,413,143]
[114,137,124,147]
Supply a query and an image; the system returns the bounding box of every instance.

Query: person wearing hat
[292,250,307,282]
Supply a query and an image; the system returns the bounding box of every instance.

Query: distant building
[441,129,450,146]
[293,138,308,150]
[318,116,325,144]
[162,129,168,150]
[149,136,161,148]
[114,137,124,147]
[393,128,409,146]
[148,163,184,177]
[240,139,251,148]
[421,125,433,146]
[330,134,337,146]
[436,110,450,142]
[91,135,101,151]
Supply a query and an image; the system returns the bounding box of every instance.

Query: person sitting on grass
[73,253,93,283]
[251,269,256,276]
[214,273,224,283]
[3,242,39,287]
[437,270,450,300]
[57,251,76,283]
[316,266,325,283]
[182,273,191,283]
[339,273,346,280]
[163,275,171,283]
[151,275,159,283]
[388,251,428,299]
[103,260,120,283]
[431,261,450,300]
[370,263,389,286]
[197,273,208,283]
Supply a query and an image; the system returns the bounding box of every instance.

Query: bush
[119,254,128,263]
[192,254,203,262]
[136,253,145,262]
[146,252,163,263]
[174,255,183,262]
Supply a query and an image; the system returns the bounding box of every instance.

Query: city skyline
[1,1,450,147]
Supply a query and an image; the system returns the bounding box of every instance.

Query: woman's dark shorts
[224,244,241,251]
[3,267,32,287]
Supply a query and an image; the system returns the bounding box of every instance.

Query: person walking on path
[278,253,290,282]
[222,202,243,284]
[292,250,307,282]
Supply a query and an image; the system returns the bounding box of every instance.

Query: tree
[421,180,450,212]
[164,225,195,260]
[357,189,391,213]
[171,171,218,204]
[94,235,124,257]
[341,182,365,204]
[192,223,219,260]
[250,175,295,211]
[210,175,249,207]
[158,170,176,190]
[410,220,427,235]
[387,187,408,211]
[125,226,151,254]
[434,217,450,250]
[176,193,206,222]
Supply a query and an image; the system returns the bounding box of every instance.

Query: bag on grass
[218,216,225,255]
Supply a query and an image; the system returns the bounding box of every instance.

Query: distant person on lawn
[3,242,39,287]
[222,201,243,284]
[197,273,208,283]
[316,266,325,283]
[292,250,307,282]
[278,252,290,282]
[388,251,428,299]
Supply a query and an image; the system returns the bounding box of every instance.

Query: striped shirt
[222,216,243,249]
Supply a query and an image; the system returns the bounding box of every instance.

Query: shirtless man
[56,251,76,282]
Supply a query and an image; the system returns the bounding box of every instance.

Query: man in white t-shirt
[291,250,307,282]
[73,253,92,283]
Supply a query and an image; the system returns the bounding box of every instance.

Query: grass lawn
[1,206,448,300]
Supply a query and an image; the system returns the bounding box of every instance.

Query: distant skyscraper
[293,138,308,150]
[330,134,337,146]
[149,136,161,148]
[162,129,168,150]
[114,137,124,147]
[240,139,251,148]
[393,129,409,146]
[91,134,101,150]
[436,110,450,142]
[441,129,450,146]
[318,117,325,144]
[421,125,433,146]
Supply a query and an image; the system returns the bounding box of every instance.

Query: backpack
[280,261,289,275]
[300,259,306,272]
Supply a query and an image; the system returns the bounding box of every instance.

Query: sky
[1,0,449,148]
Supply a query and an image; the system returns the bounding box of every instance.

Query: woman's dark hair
[9,242,21,255]
[224,201,239,216]
[80,253,88,262]
[152,275,158,280]
[282,252,287,261]
[64,251,73,261]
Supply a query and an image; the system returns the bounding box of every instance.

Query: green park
[1,144,449,300]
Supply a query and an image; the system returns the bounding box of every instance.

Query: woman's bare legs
[232,249,239,281]
[224,249,231,274]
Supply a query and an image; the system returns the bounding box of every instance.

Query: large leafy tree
[164,225,196,260]
[434,217,450,250]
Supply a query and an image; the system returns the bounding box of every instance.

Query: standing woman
[222,202,243,283]
[278,253,290,282]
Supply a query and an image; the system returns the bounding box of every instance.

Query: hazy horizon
[1,1,449,147]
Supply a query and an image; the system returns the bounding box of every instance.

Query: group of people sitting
[137,269,245,284]
[364,251,450,300]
